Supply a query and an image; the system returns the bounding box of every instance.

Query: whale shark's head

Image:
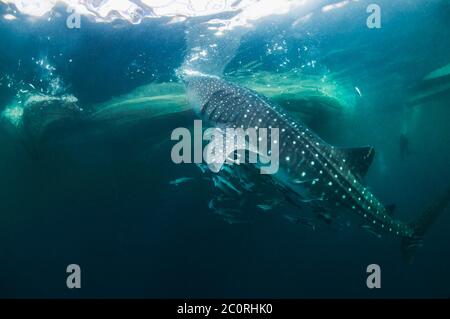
[181,70,222,114]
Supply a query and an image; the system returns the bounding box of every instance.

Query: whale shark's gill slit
[201,98,219,118]
[204,90,234,121]
[228,101,246,124]
[204,98,223,120]
[214,91,249,124]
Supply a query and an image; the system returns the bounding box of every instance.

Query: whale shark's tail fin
[401,187,450,263]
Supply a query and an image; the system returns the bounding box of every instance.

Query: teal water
[0,0,449,298]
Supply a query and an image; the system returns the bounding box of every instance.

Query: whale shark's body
[185,74,450,262]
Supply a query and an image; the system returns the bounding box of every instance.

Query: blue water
[0,0,449,298]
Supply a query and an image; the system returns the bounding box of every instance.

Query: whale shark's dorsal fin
[340,146,375,180]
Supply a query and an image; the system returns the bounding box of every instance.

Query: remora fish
[184,73,450,262]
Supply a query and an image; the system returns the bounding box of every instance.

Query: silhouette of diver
[399,133,411,160]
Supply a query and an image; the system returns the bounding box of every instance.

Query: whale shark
[184,73,450,262]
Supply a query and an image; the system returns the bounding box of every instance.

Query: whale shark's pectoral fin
[340,146,375,180]
[360,224,382,239]
[204,127,263,173]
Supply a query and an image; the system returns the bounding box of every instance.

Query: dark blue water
[0,1,449,298]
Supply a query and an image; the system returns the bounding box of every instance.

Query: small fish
[284,216,316,230]
[196,163,208,173]
[169,177,194,186]
[213,175,242,195]
[317,211,334,224]
[292,178,318,185]
[354,86,362,97]
[257,204,272,211]
[360,225,382,239]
